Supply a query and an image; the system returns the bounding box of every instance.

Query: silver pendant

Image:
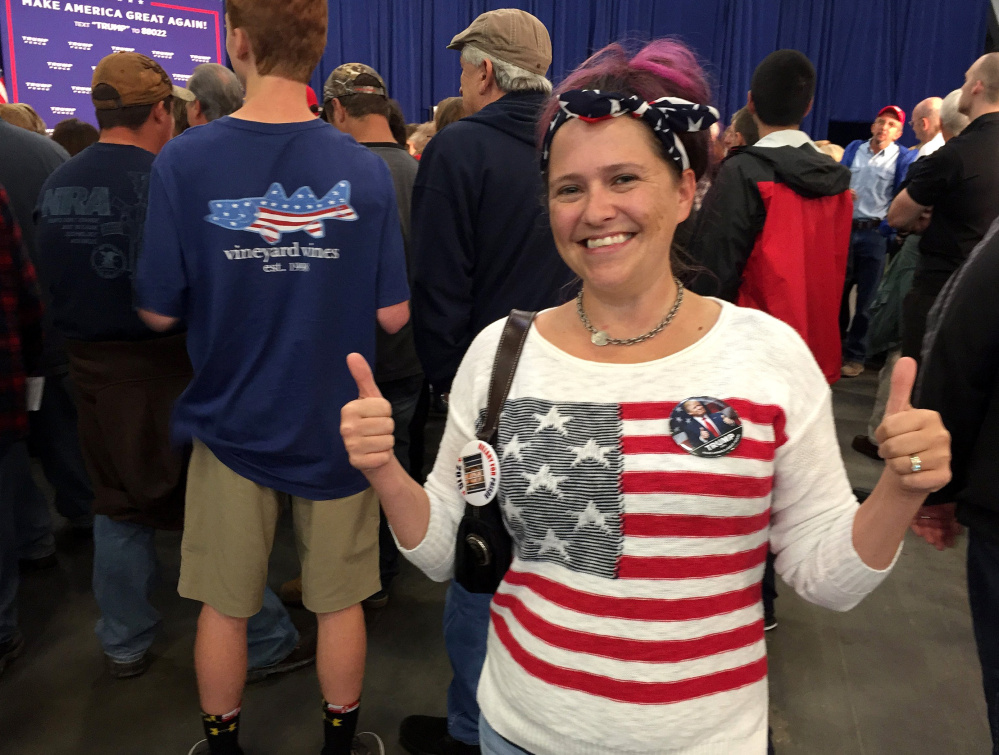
[591,330,610,346]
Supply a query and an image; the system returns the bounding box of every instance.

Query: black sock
[322,699,360,755]
[202,707,244,755]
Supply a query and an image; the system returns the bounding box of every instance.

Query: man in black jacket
[405,12,573,755]
[914,216,999,754]
[410,9,573,396]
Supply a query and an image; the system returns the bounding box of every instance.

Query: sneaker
[0,631,24,676]
[840,361,865,378]
[246,625,316,683]
[764,612,778,631]
[851,434,881,461]
[362,590,389,609]
[399,715,481,755]
[18,553,58,573]
[106,653,150,679]
[353,731,386,755]
[278,575,303,608]
[187,740,210,755]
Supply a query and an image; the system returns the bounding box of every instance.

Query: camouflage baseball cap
[323,63,388,102]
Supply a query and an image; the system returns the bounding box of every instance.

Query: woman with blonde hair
[0,103,46,134]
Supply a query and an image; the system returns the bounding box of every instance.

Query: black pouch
[454,501,515,594]
[453,309,535,595]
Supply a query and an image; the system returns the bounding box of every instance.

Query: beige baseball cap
[447,9,552,75]
[91,51,194,110]
[323,62,388,102]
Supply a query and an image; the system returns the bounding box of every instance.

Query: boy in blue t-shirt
[135,2,409,754]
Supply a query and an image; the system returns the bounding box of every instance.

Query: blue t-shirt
[136,117,409,499]
[36,143,164,342]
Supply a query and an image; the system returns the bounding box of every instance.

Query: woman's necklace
[576,278,685,347]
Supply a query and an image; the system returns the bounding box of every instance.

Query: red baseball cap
[876,105,905,125]
[306,85,321,116]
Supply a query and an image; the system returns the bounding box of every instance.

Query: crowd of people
[0,1,997,754]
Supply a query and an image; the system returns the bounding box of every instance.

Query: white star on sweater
[534,529,571,561]
[522,465,568,498]
[502,434,530,462]
[502,499,526,528]
[533,406,572,436]
[569,439,613,468]
[571,501,611,533]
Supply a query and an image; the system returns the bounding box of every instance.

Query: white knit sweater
[401,301,897,755]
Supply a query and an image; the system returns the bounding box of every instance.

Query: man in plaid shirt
[0,186,45,677]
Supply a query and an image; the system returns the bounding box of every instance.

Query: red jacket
[689,142,853,383]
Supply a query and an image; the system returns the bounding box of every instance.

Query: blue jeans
[842,228,888,363]
[0,443,18,643]
[444,581,492,745]
[480,716,531,754]
[27,374,92,527]
[968,528,999,754]
[8,441,55,560]
[93,515,298,664]
[376,374,422,589]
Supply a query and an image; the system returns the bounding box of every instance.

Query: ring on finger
[909,454,922,473]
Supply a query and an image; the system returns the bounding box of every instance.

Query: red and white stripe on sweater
[405,301,897,755]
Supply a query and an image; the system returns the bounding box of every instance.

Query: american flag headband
[540,89,720,174]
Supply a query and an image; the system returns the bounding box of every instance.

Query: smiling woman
[339,38,953,755]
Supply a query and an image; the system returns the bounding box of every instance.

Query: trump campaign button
[669,397,743,458]
[456,440,501,506]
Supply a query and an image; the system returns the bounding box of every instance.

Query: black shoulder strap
[478,309,536,444]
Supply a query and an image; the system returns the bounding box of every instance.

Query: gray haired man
[940,88,971,141]
[186,63,244,126]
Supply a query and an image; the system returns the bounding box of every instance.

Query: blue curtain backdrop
[312,0,990,142]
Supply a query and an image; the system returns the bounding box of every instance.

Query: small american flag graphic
[205,181,357,244]
[490,397,786,705]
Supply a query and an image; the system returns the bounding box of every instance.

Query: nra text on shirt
[221,242,340,273]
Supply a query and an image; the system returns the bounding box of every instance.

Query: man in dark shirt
[887,52,999,360]
[317,62,424,606]
[36,52,308,683]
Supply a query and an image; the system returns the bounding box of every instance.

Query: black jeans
[968,528,999,753]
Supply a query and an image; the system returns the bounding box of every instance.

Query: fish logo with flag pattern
[206,182,358,244]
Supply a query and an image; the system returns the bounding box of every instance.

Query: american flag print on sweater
[491,396,784,707]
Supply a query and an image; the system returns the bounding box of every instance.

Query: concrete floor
[0,368,990,754]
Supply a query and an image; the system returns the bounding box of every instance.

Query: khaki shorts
[178,440,380,617]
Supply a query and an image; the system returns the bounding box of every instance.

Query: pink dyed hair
[538,39,714,179]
